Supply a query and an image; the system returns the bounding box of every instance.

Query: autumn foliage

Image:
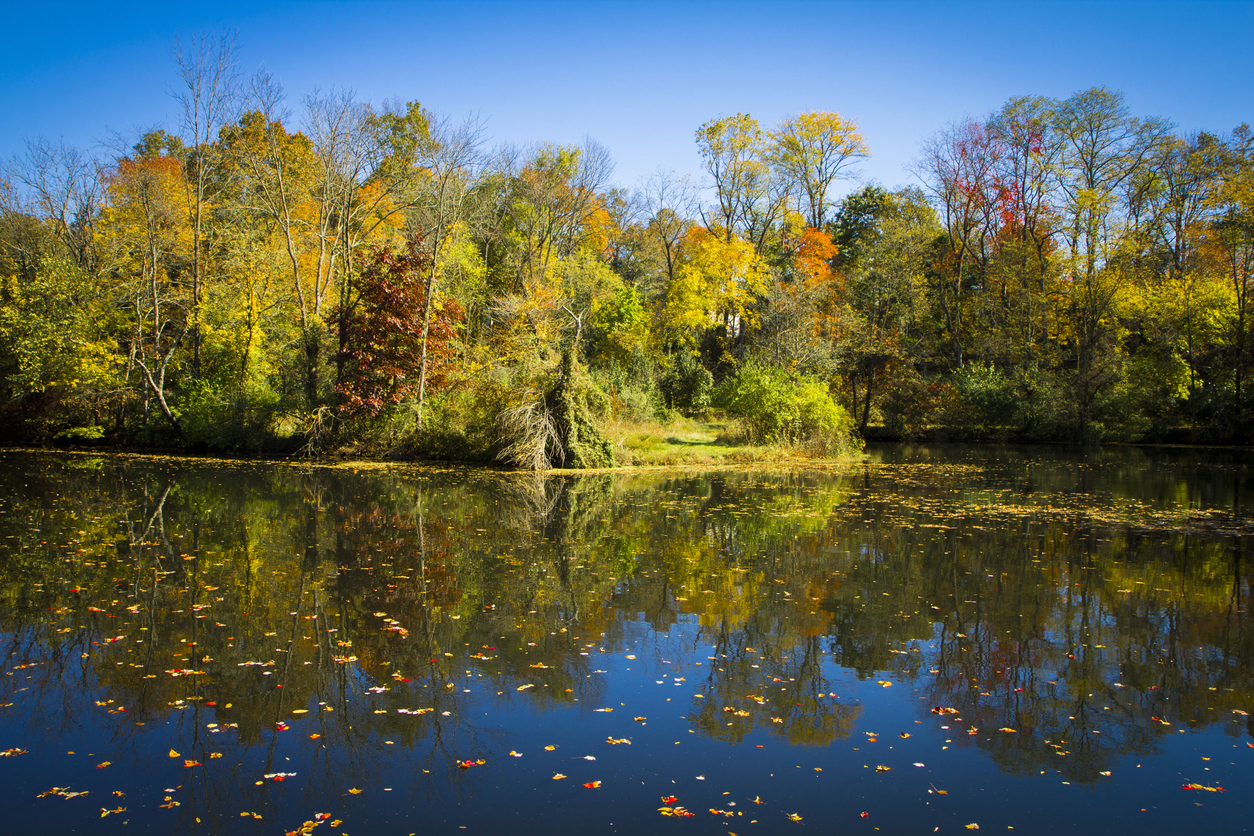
[334,244,462,419]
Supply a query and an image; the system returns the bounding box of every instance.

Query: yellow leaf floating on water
[965,824,980,830]
[877,681,892,687]
[787,813,803,822]
[544,745,556,751]
[347,788,363,795]
[999,728,1017,733]
[552,773,567,780]
[875,765,892,772]
[168,749,180,758]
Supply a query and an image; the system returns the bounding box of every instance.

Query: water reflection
[0,448,1250,832]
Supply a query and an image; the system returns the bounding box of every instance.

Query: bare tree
[4,138,102,269]
[640,169,696,289]
[173,29,242,378]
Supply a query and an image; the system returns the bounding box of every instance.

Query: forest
[1,34,1251,466]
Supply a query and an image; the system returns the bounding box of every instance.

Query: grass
[606,415,802,467]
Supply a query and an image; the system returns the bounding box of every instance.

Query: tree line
[1,33,1251,462]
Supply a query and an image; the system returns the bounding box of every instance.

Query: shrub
[713,362,860,454]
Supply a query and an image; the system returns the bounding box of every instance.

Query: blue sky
[3,0,1251,196]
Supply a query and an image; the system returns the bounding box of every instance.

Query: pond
[0,445,1251,835]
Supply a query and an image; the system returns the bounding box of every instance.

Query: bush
[713,362,860,454]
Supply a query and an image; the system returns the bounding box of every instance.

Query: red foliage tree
[334,244,462,419]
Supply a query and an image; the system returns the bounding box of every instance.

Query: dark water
[0,445,1251,835]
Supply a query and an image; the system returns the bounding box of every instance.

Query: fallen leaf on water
[0,748,27,757]
[999,728,1017,733]
[860,812,869,818]
[634,716,647,722]
[209,752,223,759]
[183,760,201,767]
[606,737,631,745]
[95,762,111,769]
[309,734,321,740]
[347,788,363,795]
[1099,770,1111,776]
[544,745,556,751]
[751,796,763,804]
[913,762,926,767]
[583,781,601,789]
[877,681,892,687]
[509,751,523,757]
[583,755,596,761]
[899,732,911,739]
[552,773,566,780]
[168,749,180,758]
[100,807,125,818]
[932,707,959,715]
[662,796,680,804]
[787,813,803,822]
[875,765,892,772]
[594,707,613,712]
[1181,783,1224,792]
[965,824,980,830]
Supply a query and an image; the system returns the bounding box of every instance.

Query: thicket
[0,37,1251,464]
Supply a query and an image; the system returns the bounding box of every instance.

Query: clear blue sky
[3,0,1250,196]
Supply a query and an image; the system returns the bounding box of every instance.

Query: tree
[173,29,241,379]
[334,243,461,420]
[696,114,783,250]
[1051,88,1173,437]
[770,111,869,229]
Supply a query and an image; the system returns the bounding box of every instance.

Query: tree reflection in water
[0,447,1250,833]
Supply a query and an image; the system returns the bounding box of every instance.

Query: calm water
[0,445,1251,835]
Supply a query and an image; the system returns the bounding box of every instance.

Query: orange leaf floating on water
[1181,783,1224,792]
[168,750,180,758]
[787,813,803,822]
[183,760,201,767]
[0,748,27,757]
[95,762,111,769]
[875,765,892,772]
[661,796,679,804]
[932,707,959,715]
[583,781,601,789]
[999,728,1017,733]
